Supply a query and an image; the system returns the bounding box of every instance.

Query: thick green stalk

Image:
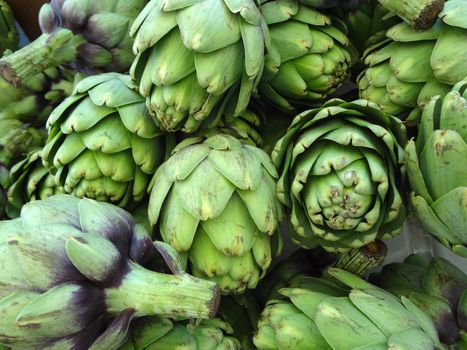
[0,28,84,86]
[105,262,220,320]
[334,240,388,277]
[378,0,444,30]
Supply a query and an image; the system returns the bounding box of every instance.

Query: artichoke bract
[121,317,241,349]
[148,134,283,294]
[254,268,446,350]
[371,254,467,347]
[358,0,467,123]
[0,195,220,350]
[0,0,147,86]
[0,65,77,127]
[0,0,18,54]
[42,73,173,209]
[7,150,65,219]
[257,0,353,111]
[272,99,407,253]
[130,0,267,133]
[404,80,467,257]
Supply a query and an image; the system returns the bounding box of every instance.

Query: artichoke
[148,134,283,294]
[130,0,267,133]
[272,98,407,253]
[42,73,173,209]
[370,254,467,347]
[0,65,77,126]
[0,0,18,54]
[404,80,467,257]
[358,0,467,123]
[6,150,65,219]
[254,268,446,350]
[0,195,220,349]
[121,317,241,349]
[0,0,147,86]
[257,0,353,111]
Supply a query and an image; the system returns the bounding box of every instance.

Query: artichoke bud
[15,282,106,337]
[38,3,58,34]
[66,232,125,284]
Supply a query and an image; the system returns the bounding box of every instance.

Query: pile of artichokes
[0,0,465,349]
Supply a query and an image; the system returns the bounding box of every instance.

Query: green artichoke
[358,0,467,123]
[6,150,65,218]
[257,0,353,111]
[0,65,77,126]
[404,80,467,257]
[0,0,18,54]
[0,195,220,349]
[130,0,267,133]
[254,268,446,350]
[148,134,283,294]
[42,73,173,209]
[0,0,147,86]
[272,99,407,253]
[122,317,241,349]
[370,254,467,347]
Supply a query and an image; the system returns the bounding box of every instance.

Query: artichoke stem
[378,0,445,30]
[105,261,220,320]
[0,28,84,87]
[333,240,388,277]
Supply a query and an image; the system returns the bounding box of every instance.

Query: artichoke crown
[130,0,268,132]
[148,133,283,293]
[42,73,171,209]
[272,98,407,253]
